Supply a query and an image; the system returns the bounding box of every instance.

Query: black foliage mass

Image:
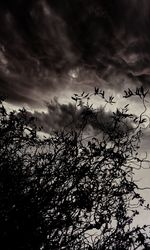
[0,87,150,250]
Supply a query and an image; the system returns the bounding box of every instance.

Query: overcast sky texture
[1,0,150,226]
[0,0,150,105]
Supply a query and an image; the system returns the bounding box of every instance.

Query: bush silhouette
[0,87,150,250]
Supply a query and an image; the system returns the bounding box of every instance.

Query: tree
[0,87,150,250]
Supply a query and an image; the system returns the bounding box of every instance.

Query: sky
[0,0,150,226]
[1,0,150,106]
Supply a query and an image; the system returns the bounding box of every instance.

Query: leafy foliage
[0,88,150,249]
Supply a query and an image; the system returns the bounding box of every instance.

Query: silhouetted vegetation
[0,87,150,250]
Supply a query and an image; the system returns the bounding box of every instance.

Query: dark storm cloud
[26,99,131,137]
[28,100,114,133]
[0,0,150,105]
[0,0,78,105]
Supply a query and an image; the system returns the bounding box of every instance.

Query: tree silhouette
[0,87,150,250]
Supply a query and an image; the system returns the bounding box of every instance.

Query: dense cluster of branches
[0,87,150,250]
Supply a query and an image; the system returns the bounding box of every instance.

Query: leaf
[128,88,134,96]
[101,90,105,98]
[94,87,99,95]
[141,118,146,123]
[123,90,128,98]
[84,93,89,98]
[124,104,129,108]
[140,86,144,95]
[71,97,77,101]
[143,89,149,97]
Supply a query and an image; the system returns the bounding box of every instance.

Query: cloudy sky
[0,0,150,106]
[1,0,150,226]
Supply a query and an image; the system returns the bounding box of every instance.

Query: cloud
[0,0,78,106]
[0,0,150,106]
[30,99,113,133]
[25,99,132,141]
